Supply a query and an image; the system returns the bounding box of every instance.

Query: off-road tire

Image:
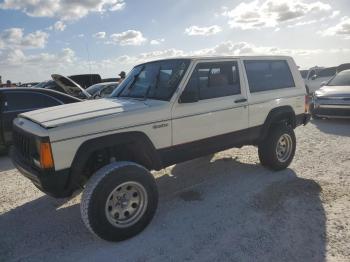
[0,144,8,156]
[258,124,296,170]
[81,161,158,242]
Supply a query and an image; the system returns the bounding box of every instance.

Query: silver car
[311,69,350,119]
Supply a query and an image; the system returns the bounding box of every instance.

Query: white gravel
[0,119,349,262]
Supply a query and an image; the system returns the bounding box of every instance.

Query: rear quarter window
[244,60,295,93]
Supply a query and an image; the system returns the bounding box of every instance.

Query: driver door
[171,59,249,147]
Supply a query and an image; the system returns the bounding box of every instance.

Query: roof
[137,55,293,65]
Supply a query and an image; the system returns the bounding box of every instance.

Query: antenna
[85,40,93,87]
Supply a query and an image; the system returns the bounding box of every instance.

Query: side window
[185,61,241,100]
[244,60,295,93]
[4,92,61,111]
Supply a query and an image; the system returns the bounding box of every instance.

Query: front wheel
[81,162,158,242]
[258,124,296,170]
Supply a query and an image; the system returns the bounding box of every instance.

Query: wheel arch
[260,106,297,141]
[67,131,162,191]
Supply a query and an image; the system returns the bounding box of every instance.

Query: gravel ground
[0,119,349,262]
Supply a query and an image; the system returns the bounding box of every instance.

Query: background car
[311,69,350,119]
[34,73,102,90]
[306,67,337,94]
[0,88,82,153]
[85,82,119,98]
[18,82,39,87]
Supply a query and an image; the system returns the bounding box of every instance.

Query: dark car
[85,82,119,98]
[311,69,350,119]
[68,74,102,89]
[0,88,82,153]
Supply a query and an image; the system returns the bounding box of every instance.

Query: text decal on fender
[153,123,169,129]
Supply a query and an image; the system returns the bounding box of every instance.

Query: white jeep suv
[11,56,310,241]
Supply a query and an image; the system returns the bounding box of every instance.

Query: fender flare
[260,106,296,141]
[66,131,162,191]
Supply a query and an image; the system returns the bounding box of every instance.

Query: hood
[20,98,148,128]
[315,85,350,98]
[51,74,91,99]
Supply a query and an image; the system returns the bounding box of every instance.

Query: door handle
[235,98,247,103]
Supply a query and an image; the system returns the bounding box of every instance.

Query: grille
[314,107,350,117]
[13,129,32,161]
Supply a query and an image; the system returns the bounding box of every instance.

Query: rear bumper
[10,147,72,198]
[296,113,311,126]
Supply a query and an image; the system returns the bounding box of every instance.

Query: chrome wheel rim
[105,181,148,228]
[276,134,293,163]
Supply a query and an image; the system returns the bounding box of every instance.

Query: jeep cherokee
[10,56,310,241]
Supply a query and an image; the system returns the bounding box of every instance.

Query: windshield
[328,71,350,86]
[86,83,105,95]
[113,59,190,101]
[34,81,50,88]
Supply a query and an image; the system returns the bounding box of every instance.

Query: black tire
[81,161,158,242]
[258,124,296,171]
[311,113,321,120]
[309,103,321,120]
[0,144,8,156]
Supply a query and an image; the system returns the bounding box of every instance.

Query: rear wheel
[0,144,8,156]
[258,124,296,170]
[81,161,158,242]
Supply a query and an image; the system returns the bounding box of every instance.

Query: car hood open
[315,85,350,98]
[51,74,91,99]
[20,98,148,128]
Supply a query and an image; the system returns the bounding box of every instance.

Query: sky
[0,0,350,83]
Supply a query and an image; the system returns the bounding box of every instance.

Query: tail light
[305,95,310,113]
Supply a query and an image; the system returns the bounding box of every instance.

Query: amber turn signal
[40,142,54,169]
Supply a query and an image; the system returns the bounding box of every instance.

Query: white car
[11,56,310,242]
[306,67,337,94]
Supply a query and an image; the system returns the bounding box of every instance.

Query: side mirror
[320,81,327,87]
[179,90,198,103]
[311,75,317,80]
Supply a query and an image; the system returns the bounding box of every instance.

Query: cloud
[0,47,75,66]
[93,31,106,39]
[0,0,125,21]
[53,21,66,31]
[0,28,48,49]
[185,25,222,36]
[110,30,146,46]
[150,38,165,45]
[2,41,350,82]
[191,41,324,57]
[222,0,332,29]
[321,16,350,38]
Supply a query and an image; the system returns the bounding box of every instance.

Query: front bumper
[10,147,72,198]
[312,97,350,118]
